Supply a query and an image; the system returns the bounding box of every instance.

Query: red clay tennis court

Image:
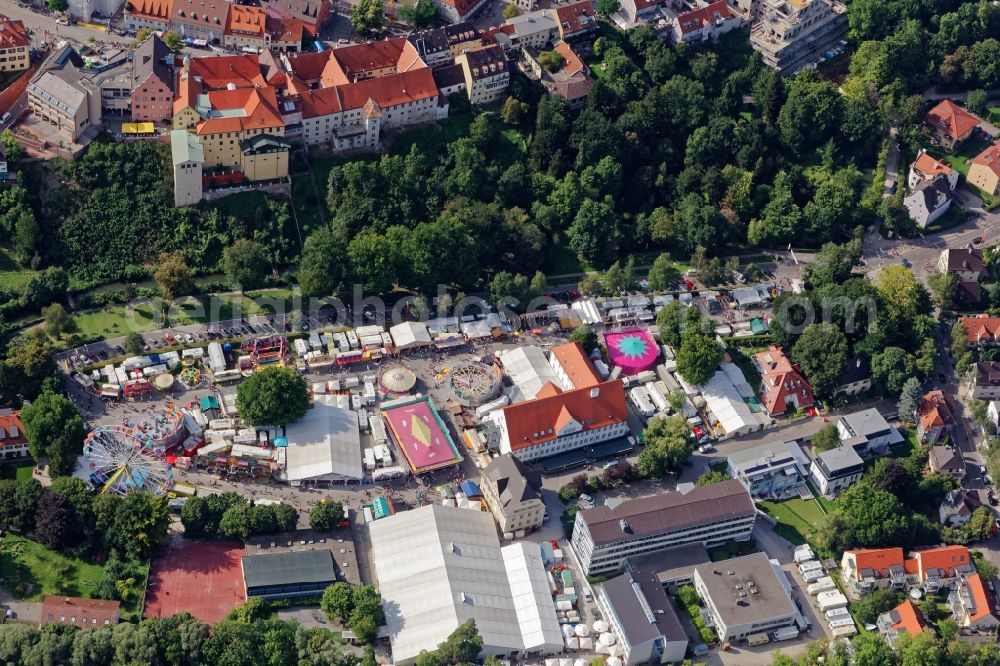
[144,539,246,624]
[381,396,461,473]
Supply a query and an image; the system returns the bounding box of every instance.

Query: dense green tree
[872,346,917,394]
[42,303,72,338]
[93,492,169,560]
[647,253,680,291]
[154,252,194,301]
[637,415,695,477]
[928,270,958,308]
[321,582,355,622]
[792,323,848,397]
[567,198,620,268]
[696,470,730,486]
[748,171,800,246]
[21,387,85,477]
[778,72,843,154]
[222,239,269,291]
[219,502,254,541]
[236,367,310,426]
[436,619,484,665]
[298,226,346,299]
[570,324,598,352]
[811,423,840,453]
[675,331,723,385]
[124,332,146,356]
[350,0,384,32]
[656,301,703,348]
[897,377,922,423]
[397,0,437,25]
[310,500,345,532]
[33,490,77,550]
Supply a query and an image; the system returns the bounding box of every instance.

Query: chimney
[590,387,599,398]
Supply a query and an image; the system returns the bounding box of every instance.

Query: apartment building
[431,0,490,24]
[455,45,509,105]
[170,0,229,42]
[968,142,1000,196]
[840,548,907,596]
[809,445,864,497]
[670,0,743,45]
[552,0,598,43]
[480,454,545,534]
[131,35,174,122]
[27,45,122,142]
[570,480,755,575]
[0,16,31,74]
[749,0,847,75]
[904,174,953,228]
[123,0,173,32]
[726,440,809,500]
[949,574,1000,631]
[836,408,902,458]
[693,553,805,643]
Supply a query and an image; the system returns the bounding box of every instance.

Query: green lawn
[892,428,923,460]
[0,247,39,292]
[390,113,475,160]
[988,107,1000,125]
[757,497,828,546]
[544,234,592,276]
[0,536,106,600]
[15,466,33,483]
[925,201,975,233]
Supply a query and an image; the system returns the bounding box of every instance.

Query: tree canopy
[21,387,85,477]
[236,367,310,426]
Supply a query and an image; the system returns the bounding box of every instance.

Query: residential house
[223,4,268,51]
[484,380,628,463]
[968,142,1000,196]
[909,545,972,592]
[408,26,455,68]
[939,488,982,527]
[0,15,31,74]
[130,34,173,122]
[552,0,598,43]
[170,128,203,206]
[693,553,805,644]
[456,45,509,105]
[752,346,814,416]
[810,445,864,497]
[596,567,689,665]
[877,600,926,647]
[840,548,907,595]
[836,408,903,458]
[908,149,959,191]
[749,0,847,75]
[480,453,545,534]
[958,314,1000,346]
[263,0,331,35]
[916,390,955,443]
[123,0,173,32]
[430,0,489,24]
[928,445,965,480]
[570,480,755,575]
[503,10,559,51]
[0,409,29,459]
[169,0,229,42]
[835,357,871,396]
[433,62,467,97]
[521,41,593,110]
[973,361,1000,401]
[937,247,985,282]
[620,0,663,24]
[904,174,953,228]
[726,440,810,499]
[925,100,980,150]
[949,574,999,632]
[40,596,120,629]
[444,22,482,56]
[265,16,304,52]
[670,0,743,45]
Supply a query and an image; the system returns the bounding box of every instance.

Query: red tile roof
[675,0,734,35]
[888,600,925,637]
[913,545,970,580]
[917,390,954,432]
[499,380,627,450]
[266,15,304,43]
[753,346,814,415]
[912,151,953,179]
[553,41,585,77]
[0,410,27,450]
[337,67,438,110]
[926,99,980,140]
[189,54,266,90]
[966,574,994,622]
[197,87,283,134]
[0,16,30,49]
[333,38,425,79]
[226,4,266,38]
[550,341,600,388]
[553,0,598,37]
[171,0,230,29]
[125,0,173,22]
[972,142,1000,178]
[845,547,904,580]
[959,314,1000,344]
[41,596,120,629]
[440,0,487,19]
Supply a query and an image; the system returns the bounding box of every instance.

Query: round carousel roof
[380,366,417,393]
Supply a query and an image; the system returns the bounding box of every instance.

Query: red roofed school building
[41,597,120,629]
[925,99,980,150]
[485,379,629,462]
[752,346,814,416]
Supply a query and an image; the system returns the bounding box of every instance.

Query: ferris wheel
[82,425,174,496]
